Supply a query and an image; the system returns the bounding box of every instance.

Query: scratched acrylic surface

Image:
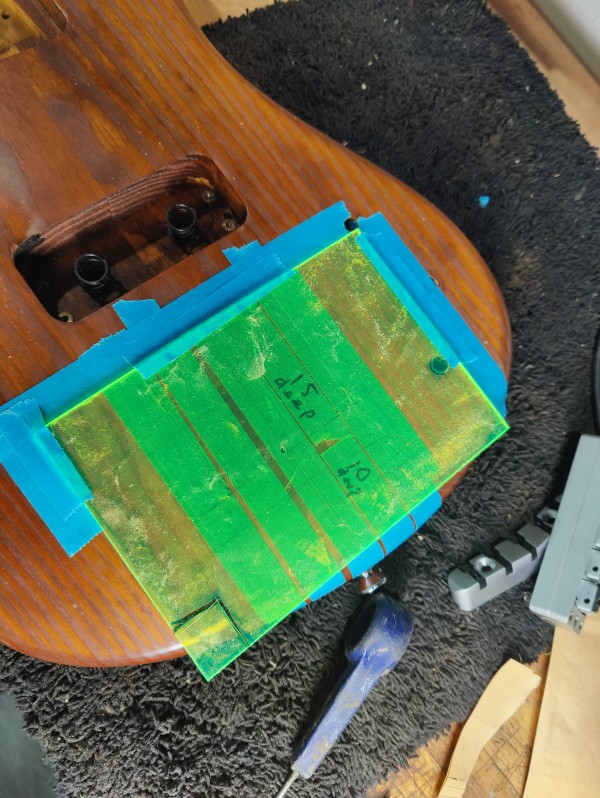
[50,232,508,680]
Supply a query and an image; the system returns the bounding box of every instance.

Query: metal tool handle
[292,593,413,779]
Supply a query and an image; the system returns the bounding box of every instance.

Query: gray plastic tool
[448,521,550,612]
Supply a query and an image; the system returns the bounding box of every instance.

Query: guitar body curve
[0,0,510,666]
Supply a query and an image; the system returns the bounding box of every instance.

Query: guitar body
[0,0,510,667]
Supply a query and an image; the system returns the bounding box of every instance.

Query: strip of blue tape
[135,254,293,378]
[357,214,507,415]
[0,399,101,554]
[307,490,442,602]
[0,201,506,567]
[224,202,352,270]
[113,298,160,328]
[0,203,352,553]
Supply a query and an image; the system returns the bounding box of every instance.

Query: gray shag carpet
[2,1,600,796]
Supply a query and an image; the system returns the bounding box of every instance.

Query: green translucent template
[50,233,508,680]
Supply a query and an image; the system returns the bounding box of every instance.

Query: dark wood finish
[0,0,511,667]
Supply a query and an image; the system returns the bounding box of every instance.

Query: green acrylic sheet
[49,232,508,680]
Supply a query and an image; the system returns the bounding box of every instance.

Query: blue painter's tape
[358,214,507,415]
[306,570,347,603]
[379,490,442,554]
[0,202,506,562]
[136,254,292,378]
[0,399,101,554]
[357,234,461,367]
[225,202,351,270]
[0,204,354,554]
[407,489,443,528]
[345,540,388,583]
[0,212,351,425]
[223,239,261,263]
[113,298,160,328]
[306,490,443,602]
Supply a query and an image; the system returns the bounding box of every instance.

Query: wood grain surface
[0,0,510,667]
[368,653,550,798]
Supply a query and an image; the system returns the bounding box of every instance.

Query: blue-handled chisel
[274,592,414,797]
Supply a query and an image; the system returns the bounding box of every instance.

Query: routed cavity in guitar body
[13,155,247,322]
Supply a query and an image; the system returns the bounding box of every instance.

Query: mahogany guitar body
[0,0,510,667]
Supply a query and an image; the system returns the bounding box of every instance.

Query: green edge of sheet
[49,235,508,680]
